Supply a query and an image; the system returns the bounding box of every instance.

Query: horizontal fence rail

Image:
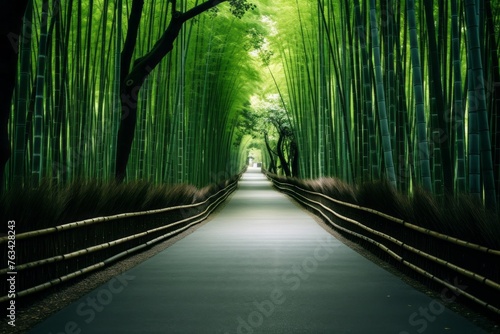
[0,178,239,303]
[265,172,500,316]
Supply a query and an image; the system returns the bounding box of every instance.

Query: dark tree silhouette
[115,0,255,181]
[264,132,277,174]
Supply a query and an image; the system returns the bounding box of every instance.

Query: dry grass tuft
[1,177,235,233]
[273,173,500,249]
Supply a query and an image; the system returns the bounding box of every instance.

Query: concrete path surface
[30,168,487,333]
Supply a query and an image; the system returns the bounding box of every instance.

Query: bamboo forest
[1,0,499,206]
[2,0,500,331]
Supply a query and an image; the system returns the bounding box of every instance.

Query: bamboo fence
[265,171,500,316]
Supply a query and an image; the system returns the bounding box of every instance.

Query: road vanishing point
[31,168,488,334]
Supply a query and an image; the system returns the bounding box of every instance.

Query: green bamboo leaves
[3,0,499,212]
[264,0,498,210]
[229,0,257,18]
[4,0,259,189]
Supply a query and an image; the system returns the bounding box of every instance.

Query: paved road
[31,168,487,333]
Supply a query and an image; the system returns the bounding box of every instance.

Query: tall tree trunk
[32,0,50,187]
[115,0,229,181]
[51,0,63,184]
[407,0,433,192]
[264,132,277,174]
[451,0,466,193]
[423,0,454,195]
[464,0,497,212]
[370,0,396,187]
[13,0,34,186]
[276,129,291,177]
[290,139,299,177]
[484,0,500,208]
[353,0,379,181]
[0,1,30,189]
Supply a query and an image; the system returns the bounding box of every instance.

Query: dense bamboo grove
[251,0,500,212]
[2,0,500,211]
[3,0,258,189]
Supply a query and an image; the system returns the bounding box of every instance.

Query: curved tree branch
[115,0,231,181]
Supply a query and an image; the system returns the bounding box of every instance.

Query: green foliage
[4,0,500,210]
[228,0,256,19]
[5,0,260,189]
[256,0,500,209]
